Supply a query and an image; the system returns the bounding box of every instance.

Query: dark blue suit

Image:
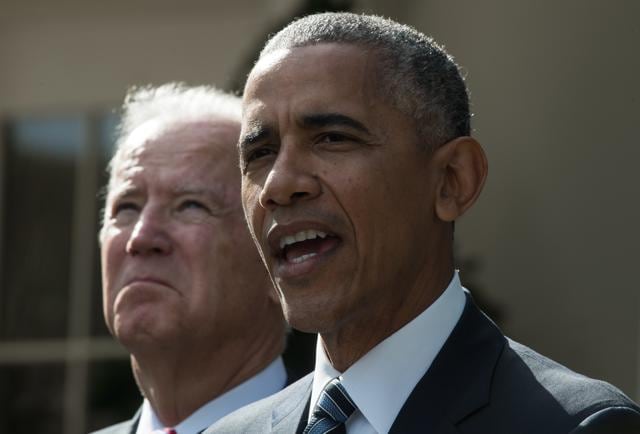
[205,293,640,433]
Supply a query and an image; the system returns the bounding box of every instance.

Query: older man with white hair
[92,83,287,434]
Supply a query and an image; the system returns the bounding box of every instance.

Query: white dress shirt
[309,271,466,434]
[136,356,286,434]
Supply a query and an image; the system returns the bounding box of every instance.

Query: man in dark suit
[206,12,640,434]
[93,84,287,434]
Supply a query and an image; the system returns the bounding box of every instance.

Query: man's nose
[258,151,321,209]
[125,209,172,256]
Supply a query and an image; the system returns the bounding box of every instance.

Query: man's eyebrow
[172,187,210,196]
[173,186,239,212]
[301,113,371,134]
[110,185,141,200]
[239,124,272,150]
[172,186,228,202]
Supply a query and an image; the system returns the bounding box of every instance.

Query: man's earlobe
[434,136,488,222]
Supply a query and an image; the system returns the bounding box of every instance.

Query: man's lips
[265,221,342,277]
[113,276,175,311]
[267,222,340,258]
[283,236,340,263]
[124,276,172,288]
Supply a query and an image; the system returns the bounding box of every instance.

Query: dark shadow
[282,328,316,383]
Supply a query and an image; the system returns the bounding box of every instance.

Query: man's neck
[320,265,454,372]
[130,332,283,426]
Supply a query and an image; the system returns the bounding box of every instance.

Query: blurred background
[1,0,638,432]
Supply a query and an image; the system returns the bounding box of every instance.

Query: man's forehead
[119,118,237,164]
[108,151,241,204]
[251,47,293,76]
[112,119,241,188]
[110,177,238,198]
[241,45,385,134]
[246,43,379,96]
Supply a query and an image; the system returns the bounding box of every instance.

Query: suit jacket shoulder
[204,373,313,434]
[471,337,640,433]
[391,293,640,433]
[569,406,640,433]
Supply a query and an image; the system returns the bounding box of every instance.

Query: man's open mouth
[277,229,340,264]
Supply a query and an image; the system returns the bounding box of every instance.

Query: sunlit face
[240,44,447,334]
[101,119,276,352]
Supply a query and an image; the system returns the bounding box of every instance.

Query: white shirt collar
[310,271,466,434]
[136,356,286,434]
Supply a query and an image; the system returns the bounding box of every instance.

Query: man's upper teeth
[280,230,327,249]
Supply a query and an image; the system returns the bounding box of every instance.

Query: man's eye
[110,201,140,225]
[315,133,364,152]
[246,147,276,163]
[178,200,208,212]
[318,132,349,143]
[242,147,277,173]
[113,202,140,215]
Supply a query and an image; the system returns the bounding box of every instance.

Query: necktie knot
[304,378,357,434]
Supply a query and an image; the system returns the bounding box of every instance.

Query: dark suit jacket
[204,293,640,433]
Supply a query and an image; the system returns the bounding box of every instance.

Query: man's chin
[282,300,343,335]
[114,317,179,353]
[278,277,355,334]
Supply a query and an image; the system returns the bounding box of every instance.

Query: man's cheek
[243,205,261,241]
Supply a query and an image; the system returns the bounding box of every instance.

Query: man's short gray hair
[115,82,240,151]
[100,83,240,236]
[108,82,241,186]
[260,12,470,150]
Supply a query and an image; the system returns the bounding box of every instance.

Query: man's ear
[433,136,488,222]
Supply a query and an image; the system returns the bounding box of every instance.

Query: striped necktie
[303,378,357,434]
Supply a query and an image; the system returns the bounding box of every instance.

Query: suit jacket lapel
[270,373,313,433]
[390,293,506,433]
[293,395,310,434]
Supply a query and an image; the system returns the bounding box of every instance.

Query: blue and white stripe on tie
[303,377,357,434]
